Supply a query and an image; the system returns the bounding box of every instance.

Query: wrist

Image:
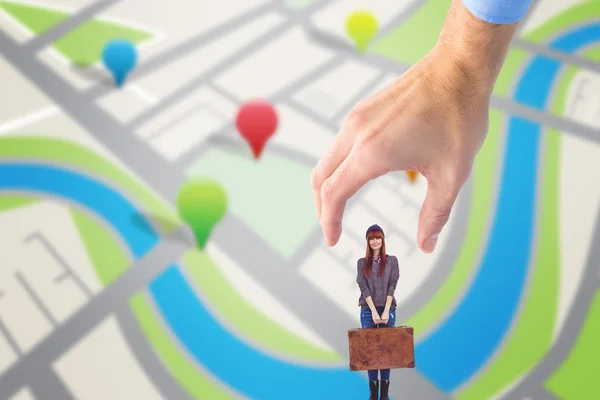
[435,0,518,90]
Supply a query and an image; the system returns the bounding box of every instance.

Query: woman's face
[369,236,382,251]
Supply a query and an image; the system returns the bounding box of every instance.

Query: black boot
[368,380,379,400]
[379,380,390,400]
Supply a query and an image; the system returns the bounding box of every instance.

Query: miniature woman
[356,224,400,400]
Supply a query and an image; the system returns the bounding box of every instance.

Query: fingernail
[423,233,439,253]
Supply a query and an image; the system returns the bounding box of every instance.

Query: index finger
[310,129,352,221]
[320,144,381,246]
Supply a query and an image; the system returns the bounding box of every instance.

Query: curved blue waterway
[414,22,600,392]
[0,163,365,399]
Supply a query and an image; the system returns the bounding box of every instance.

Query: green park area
[545,291,600,399]
[186,146,316,259]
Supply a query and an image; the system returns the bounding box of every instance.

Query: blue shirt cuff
[462,0,533,24]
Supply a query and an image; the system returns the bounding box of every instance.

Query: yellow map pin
[346,10,379,54]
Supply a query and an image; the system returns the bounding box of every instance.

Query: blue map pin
[102,39,137,87]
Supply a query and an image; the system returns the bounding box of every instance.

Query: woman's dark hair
[363,229,387,277]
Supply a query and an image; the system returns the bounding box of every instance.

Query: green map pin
[346,10,379,54]
[176,178,227,249]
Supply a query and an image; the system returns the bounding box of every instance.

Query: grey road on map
[28,368,75,400]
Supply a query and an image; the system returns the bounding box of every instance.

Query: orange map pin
[406,171,419,183]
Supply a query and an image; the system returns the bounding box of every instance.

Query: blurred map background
[0,0,599,399]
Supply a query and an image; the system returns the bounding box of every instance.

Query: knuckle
[321,179,338,202]
[448,159,474,190]
[310,166,322,190]
[353,135,377,159]
[429,204,453,221]
[344,106,368,131]
[421,202,452,227]
[354,139,387,176]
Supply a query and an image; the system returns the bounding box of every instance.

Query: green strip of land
[545,291,600,399]
[0,195,37,213]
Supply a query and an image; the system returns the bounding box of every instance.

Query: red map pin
[235,99,278,159]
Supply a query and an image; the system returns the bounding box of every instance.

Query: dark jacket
[356,255,399,309]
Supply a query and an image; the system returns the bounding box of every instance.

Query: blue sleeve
[462,0,533,24]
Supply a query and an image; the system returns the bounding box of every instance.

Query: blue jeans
[360,306,396,381]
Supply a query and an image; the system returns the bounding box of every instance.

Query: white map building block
[53,315,164,400]
[291,59,381,120]
[270,103,335,161]
[102,0,272,62]
[0,56,55,128]
[553,80,600,342]
[214,27,336,99]
[323,230,364,267]
[132,85,237,162]
[565,69,600,130]
[299,248,362,323]
[0,300,19,374]
[131,11,286,100]
[0,271,53,354]
[336,73,399,127]
[0,201,102,353]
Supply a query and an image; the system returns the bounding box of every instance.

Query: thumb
[417,173,463,254]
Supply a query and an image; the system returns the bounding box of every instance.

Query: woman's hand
[372,312,381,325]
[380,309,390,325]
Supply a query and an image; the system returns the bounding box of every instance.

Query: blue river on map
[0,22,598,399]
[415,22,600,392]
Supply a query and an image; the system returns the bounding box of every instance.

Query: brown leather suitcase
[348,325,415,371]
